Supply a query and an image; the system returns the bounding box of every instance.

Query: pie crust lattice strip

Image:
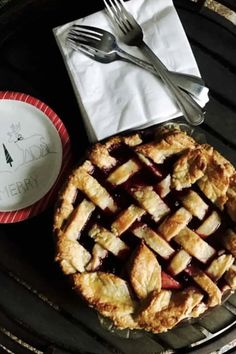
[54,126,236,334]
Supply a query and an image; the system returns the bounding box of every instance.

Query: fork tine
[69,28,102,41]
[111,0,133,31]
[72,25,115,38]
[69,32,100,43]
[103,0,121,28]
[67,39,111,64]
[112,0,130,23]
[67,39,96,59]
[68,28,102,44]
[68,40,94,55]
[106,0,141,34]
[72,25,106,35]
[67,33,102,49]
[103,0,127,35]
[114,0,137,27]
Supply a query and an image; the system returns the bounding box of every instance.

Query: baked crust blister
[54,127,236,334]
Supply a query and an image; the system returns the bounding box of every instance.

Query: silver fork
[103,0,206,126]
[67,25,207,99]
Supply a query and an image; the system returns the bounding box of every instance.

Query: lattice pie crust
[54,127,236,334]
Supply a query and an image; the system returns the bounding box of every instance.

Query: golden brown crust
[111,205,145,236]
[180,190,208,220]
[226,173,236,222]
[137,289,203,333]
[155,174,171,198]
[129,242,161,299]
[157,207,192,241]
[56,233,91,274]
[223,229,236,257]
[136,290,172,325]
[54,128,236,334]
[168,250,192,276]
[73,272,139,329]
[89,143,117,170]
[54,175,78,231]
[88,224,130,257]
[63,199,95,240]
[187,267,222,307]
[197,146,235,210]
[107,159,140,185]
[190,302,208,318]
[172,147,208,191]
[131,186,170,222]
[174,227,216,264]
[132,224,175,259]
[210,147,235,176]
[196,211,221,238]
[135,130,196,164]
[89,133,143,171]
[74,164,118,213]
[86,244,108,272]
[207,254,234,281]
[123,133,143,147]
[225,264,236,289]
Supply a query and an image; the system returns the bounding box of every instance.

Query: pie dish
[53,126,236,334]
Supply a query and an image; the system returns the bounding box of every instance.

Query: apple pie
[53,126,236,333]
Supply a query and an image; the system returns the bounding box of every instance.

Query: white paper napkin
[53,0,208,142]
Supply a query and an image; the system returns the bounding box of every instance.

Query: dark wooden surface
[0,1,236,353]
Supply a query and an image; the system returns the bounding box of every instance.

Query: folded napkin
[54,0,208,142]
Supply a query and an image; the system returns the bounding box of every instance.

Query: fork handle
[116,47,207,100]
[139,42,205,126]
